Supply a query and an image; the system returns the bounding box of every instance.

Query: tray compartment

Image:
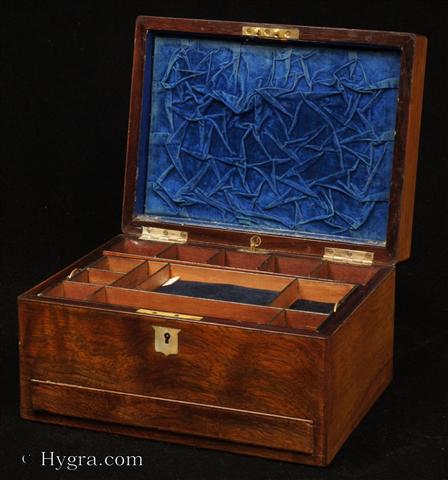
[209,250,274,271]
[137,263,294,306]
[155,280,279,306]
[109,260,168,289]
[288,300,334,315]
[90,255,145,273]
[88,286,285,325]
[284,279,356,313]
[105,238,172,257]
[156,244,222,264]
[69,268,123,285]
[284,310,328,330]
[312,261,380,285]
[269,255,323,276]
[41,281,102,300]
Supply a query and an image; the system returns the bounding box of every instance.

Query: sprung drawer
[30,380,315,455]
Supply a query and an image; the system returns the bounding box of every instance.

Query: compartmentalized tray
[37,237,386,332]
[106,237,381,283]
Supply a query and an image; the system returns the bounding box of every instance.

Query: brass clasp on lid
[242,26,300,41]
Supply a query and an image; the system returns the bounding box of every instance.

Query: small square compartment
[210,250,272,270]
[41,281,102,301]
[270,255,323,276]
[69,268,123,285]
[105,238,171,257]
[283,278,356,313]
[89,255,145,273]
[110,260,168,289]
[157,244,221,264]
[283,310,328,330]
[288,299,334,315]
[312,262,380,285]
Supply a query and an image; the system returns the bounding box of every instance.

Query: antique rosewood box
[18,17,427,466]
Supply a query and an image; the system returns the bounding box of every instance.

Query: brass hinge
[139,227,188,244]
[323,247,374,266]
[242,25,300,41]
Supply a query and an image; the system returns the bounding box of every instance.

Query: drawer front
[21,302,325,420]
[31,380,314,454]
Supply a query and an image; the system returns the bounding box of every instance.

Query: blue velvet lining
[156,280,278,305]
[139,35,401,244]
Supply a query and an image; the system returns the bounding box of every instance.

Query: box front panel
[20,300,325,455]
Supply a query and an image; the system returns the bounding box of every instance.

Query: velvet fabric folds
[139,35,401,245]
[156,280,278,306]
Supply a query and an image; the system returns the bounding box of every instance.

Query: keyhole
[164,332,171,344]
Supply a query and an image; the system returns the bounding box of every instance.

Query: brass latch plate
[139,226,188,244]
[137,309,203,321]
[323,247,374,266]
[242,25,300,41]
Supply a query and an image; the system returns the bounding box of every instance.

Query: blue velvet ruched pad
[137,34,401,245]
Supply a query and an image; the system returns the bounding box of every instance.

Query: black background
[2,1,447,479]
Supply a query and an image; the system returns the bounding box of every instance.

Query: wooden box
[18,17,427,466]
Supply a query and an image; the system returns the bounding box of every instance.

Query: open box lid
[122,17,427,265]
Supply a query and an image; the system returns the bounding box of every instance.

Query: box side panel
[395,35,427,262]
[325,269,395,463]
[18,300,32,419]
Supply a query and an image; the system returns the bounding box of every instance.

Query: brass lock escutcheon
[152,326,180,356]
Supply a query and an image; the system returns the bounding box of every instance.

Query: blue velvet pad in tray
[289,299,334,314]
[156,280,278,306]
[136,34,401,245]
